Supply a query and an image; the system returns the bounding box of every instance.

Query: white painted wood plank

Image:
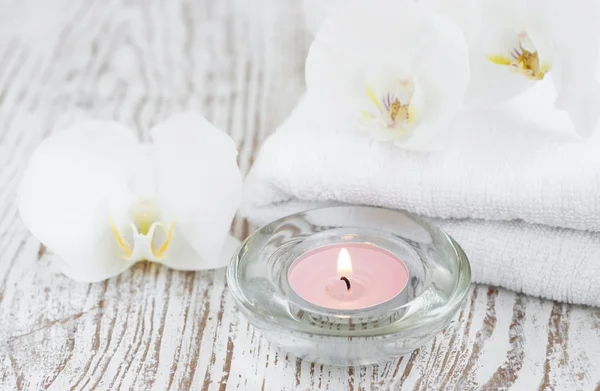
[1,1,599,390]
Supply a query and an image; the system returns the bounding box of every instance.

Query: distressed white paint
[1,0,600,390]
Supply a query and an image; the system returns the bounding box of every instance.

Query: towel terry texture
[242,81,600,307]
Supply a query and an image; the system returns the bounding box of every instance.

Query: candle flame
[337,248,352,277]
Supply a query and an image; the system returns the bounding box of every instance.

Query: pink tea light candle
[288,243,410,310]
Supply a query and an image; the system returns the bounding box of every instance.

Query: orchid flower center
[130,199,160,235]
[359,76,416,136]
[109,198,175,261]
[487,30,550,80]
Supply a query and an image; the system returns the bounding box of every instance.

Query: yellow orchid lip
[486,29,551,81]
[110,216,175,261]
[487,51,548,80]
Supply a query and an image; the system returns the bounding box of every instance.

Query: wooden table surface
[1,0,600,390]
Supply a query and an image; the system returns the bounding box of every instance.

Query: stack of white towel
[242,80,600,307]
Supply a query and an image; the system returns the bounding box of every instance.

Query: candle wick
[340,276,351,290]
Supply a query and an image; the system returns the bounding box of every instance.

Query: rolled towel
[242,81,600,307]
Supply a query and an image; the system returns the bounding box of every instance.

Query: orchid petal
[406,15,469,147]
[482,0,528,28]
[525,26,553,72]
[408,76,425,129]
[420,0,482,47]
[51,219,137,283]
[151,113,242,269]
[305,39,365,123]
[18,121,138,282]
[532,0,600,137]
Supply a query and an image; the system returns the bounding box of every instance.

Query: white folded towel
[242,80,600,307]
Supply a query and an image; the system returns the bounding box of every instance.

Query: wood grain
[1,0,600,390]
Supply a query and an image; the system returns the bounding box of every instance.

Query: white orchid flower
[18,114,242,282]
[305,0,470,150]
[427,0,600,137]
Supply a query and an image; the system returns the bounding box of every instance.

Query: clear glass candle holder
[227,206,471,366]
